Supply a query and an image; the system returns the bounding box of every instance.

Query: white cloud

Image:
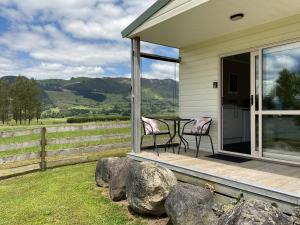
[0,0,156,40]
[22,63,104,79]
[142,62,179,80]
[0,0,177,80]
[0,24,130,67]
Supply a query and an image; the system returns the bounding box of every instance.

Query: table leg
[177,121,188,151]
[166,120,176,145]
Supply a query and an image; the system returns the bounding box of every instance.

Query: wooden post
[131,37,141,153]
[40,127,47,171]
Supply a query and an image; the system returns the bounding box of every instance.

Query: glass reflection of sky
[263,42,300,109]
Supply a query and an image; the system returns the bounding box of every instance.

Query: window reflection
[263,115,300,158]
[263,42,300,110]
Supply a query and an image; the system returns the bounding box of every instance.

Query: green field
[0,162,146,225]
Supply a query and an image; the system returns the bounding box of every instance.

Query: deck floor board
[129,150,300,201]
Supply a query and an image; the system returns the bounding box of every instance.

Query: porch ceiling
[130,0,300,48]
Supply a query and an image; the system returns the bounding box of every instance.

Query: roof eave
[121,0,172,38]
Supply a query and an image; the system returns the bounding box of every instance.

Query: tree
[11,76,42,124]
[0,80,10,124]
[276,69,299,109]
[26,79,41,124]
[11,76,26,124]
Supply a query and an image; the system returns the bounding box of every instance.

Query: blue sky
[0,0,178,80]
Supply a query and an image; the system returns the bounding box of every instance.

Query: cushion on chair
[190,117,212,134]
[142,117,160,135]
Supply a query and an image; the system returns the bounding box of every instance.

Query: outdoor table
[157,116,191,151]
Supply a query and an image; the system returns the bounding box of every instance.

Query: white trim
[250,51,259,157]
[258,48,263,158]
[218,57,222,153]
[220,51,252,156]
[260,111,300,115]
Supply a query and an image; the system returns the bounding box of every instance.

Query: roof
[121,0,172,38]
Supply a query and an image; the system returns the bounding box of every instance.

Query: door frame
[217,38,300,166]
[219,51,257,157]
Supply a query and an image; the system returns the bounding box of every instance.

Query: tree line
[0,76,42,124]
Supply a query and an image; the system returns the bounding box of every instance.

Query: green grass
[0,127,130,145]
[0,162,145,225]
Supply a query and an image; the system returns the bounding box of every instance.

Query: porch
[128,149,300,214]
[123,0,300,215]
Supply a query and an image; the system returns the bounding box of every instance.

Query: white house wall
[179,13,300,152]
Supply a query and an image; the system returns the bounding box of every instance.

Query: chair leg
[164,138,168,152]
[182,136,189,150]
[168,133,175,153]
[196,135,202,158]
[153,135,159,156]
[195,136,198,157]
[140,135,144,149]
[178,138,182,154]
[208,135,215,155]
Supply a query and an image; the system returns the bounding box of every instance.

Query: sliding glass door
[261,41,300,162]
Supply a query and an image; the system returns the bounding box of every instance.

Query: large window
[261,41,300,162]
[263,42,300,110]
[263,115,300,160]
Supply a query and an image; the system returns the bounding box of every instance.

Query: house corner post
[131,37,141,153]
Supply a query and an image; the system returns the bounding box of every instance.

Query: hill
[0,76,178,118]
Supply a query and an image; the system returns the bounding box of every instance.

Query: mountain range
[0,76,178,118]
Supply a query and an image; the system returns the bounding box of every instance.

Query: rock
[166,219,174,225]
[126,162,177,216]
[217,199,292,225]
[165,183,217,225]
[292,207,300,225]
[95,157,120,187]
[109,158,137,201]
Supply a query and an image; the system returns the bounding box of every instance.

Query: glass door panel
[261,41,300,162]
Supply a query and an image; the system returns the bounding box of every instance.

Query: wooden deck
[128,149,300,214]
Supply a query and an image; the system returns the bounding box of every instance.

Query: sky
[0,0,179,80]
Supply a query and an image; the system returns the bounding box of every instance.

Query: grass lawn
[0,162,145,225]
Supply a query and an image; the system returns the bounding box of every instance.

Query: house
[121,0,300,212]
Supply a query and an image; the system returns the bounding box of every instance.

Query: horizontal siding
[179,14,300,151]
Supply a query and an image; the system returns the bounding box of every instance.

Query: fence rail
[0,124,132,179]
[0,123,130,138]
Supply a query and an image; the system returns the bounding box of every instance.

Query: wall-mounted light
[230,13,244,21]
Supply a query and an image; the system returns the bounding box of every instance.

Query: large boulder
[292,207,300,225]
[165,183,217,225]
[109,158,137,201]
[126,162,177,216]
[95,157,120,187]
[217,199,293,225]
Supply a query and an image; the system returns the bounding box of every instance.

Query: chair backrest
[202,117,212,134]
[141,117,160,135]
[191,117,212,135]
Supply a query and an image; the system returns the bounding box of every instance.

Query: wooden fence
[0,124,131,179]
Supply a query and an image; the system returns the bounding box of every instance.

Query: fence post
[40,127,47,171]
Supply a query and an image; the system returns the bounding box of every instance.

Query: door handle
[250,95,254,106]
